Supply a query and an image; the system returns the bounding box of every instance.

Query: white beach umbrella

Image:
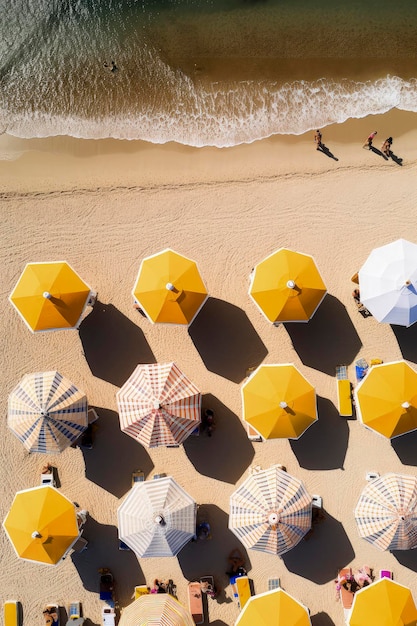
[8,371,88,453]
[229,465,312,555]
[359,239,417,326]
[355,473,417,551]
[117,476,196,557]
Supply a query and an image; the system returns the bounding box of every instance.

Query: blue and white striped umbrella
[8,371,88,453]
[229,466,312,555]
[355,473,417,551]
[117,476,196,557]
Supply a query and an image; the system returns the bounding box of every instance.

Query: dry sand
[1,108,417,626]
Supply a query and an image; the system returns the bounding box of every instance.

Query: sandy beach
[2,109,417,626]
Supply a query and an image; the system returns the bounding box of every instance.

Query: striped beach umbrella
[8,371,88,454]
[354,361,417,439]
[242,364,317,440]
[3,486,80,565]
[235,588,311,626]
[9,261,95,332]
[347,578,417,626]
[117,362,201,448]
[249,248,327,324]
[132,249,208,325]
[359,239,417,327]
[117,476,196,557]
[355,473,417,551]
[229,466,312,555]
[119,595,194,626]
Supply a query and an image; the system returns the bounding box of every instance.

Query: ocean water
[2,0,417,147]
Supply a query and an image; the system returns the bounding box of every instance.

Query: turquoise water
[1,0,417,147]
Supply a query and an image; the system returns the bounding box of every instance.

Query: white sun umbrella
[359,239,417,326]
[355,473,417,551]
[229,465,312,555]
[8,371,88,453]
[117,476,196,557]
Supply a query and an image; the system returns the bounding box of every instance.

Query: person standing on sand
[363,130,377,149]
[314,129,322,150]
[381,136,392,156]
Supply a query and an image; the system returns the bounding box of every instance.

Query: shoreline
[1,108,417,194]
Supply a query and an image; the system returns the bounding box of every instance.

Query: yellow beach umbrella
[242,364,317,439]
[9,261,94,332]
[235,588,311,626]
[354,360,417,439]
[119,594,195,626]
[132,249,208,325]
[2,486,80,565]
[347,578,417,626]
[249,248,327,323]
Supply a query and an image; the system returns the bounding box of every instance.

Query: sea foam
[1,75,416,148]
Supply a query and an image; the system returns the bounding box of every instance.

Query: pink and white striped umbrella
[117,362,201,448]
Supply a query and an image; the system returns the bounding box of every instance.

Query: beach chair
[268,578,281,591]
[41,463,56,487]
[99,569,114,604]
[366,471,380,481]
[134,585,150,600]
[312,495,323,509]
[236,576,251,609]
[67,602,84,626]
[246,423,262,442]
[336,366,353,417]
[132,470,145,486]
[153,473,167,479]
[337,568,355,621]
[379,570,393,579]
[188,582,203,625]
[101,607,115,626]
[4,601,19,626]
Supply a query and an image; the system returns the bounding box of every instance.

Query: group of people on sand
[314,128,394,158]
[363,130,393,156]
[335,566,374,597]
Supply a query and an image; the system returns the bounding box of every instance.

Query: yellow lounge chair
[336,366,353,417]
[134,585,150,600]
[236,576,251,609]
[4,601,20,626]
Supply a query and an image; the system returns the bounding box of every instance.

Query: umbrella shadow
[282,510,354,584]
[392,549,417,572]
[290,397,349,470]
[391,323,417,363]
[79,301,156,387]
[311,613,336,626]
[183,395,255,484]
[188,298,268,383]
[70,516,144,608]
[178,504,251,599]
[284,295,362,374]
[391,429,417,466]
[81,408,154,497]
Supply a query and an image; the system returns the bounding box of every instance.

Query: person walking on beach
[363,130,377,149]
[314,129,322,150]
[381,136,392,156]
